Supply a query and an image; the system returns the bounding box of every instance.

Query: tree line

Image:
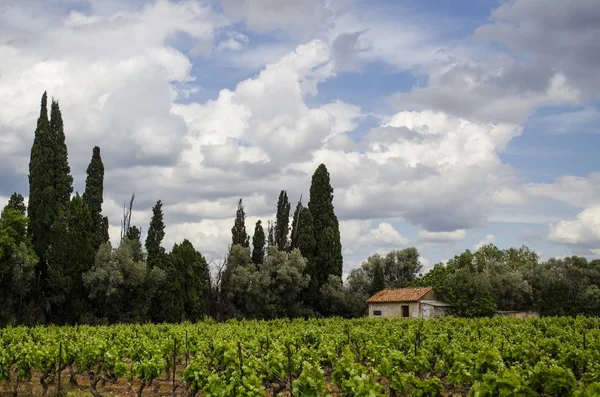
[0,92,346,325]
[349,244,600,317]
[1,92,599,326]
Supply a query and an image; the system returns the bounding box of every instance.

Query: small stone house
[367,287,451,319]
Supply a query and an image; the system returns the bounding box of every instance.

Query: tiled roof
[367,287,433,303]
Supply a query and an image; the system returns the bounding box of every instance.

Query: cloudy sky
[1,0,599,274]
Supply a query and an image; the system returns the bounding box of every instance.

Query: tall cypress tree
[83,146,107,250]
[28,92,56,299]
[49,99,73,207]
[289,196,303,251]
[251,220,266,265]
[145,200,165,268]
[274,190,291,251]
[231,198,249,248]
[308,164,343,291]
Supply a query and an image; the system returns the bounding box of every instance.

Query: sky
[1,0,600,275]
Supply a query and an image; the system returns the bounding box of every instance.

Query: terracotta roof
[367,287,433,303]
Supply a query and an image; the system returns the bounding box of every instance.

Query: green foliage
[348,248,423,296]
[49,99,73,207]
[154,239,211,322]
[28,92,57,268]
[83,240,165,322]
[5,193,26,216]
[383,247,422,288]
[145,200,166,269]
[251,220,265,266]
[274,190,291,251]
[293,361,328,396]
[308,164,343,291]
[231,198,250,248]
[83,146,107,250]
[126,225,144,262]
[47,194,96,323]
[289,197,303,251]
[0,206,37,326]
[371,260,385,295]
[224,247,310,319]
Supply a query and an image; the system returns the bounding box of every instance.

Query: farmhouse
[367,287,451,319]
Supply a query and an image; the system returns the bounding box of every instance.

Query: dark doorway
[402,305,409,317]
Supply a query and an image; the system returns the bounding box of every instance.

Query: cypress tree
[296,207,316,263]
[231,198,249,247]
[101,216,110,244]
[28,92,56,297]
[274,190,291,251]
[267,220,275,249]
[145,200,165,268]
[251,220,266,265]
[83,146,106,250]
[289,196,302,251]
[308,164,343,290]
[5,193,26,216]
[49,99,73,207]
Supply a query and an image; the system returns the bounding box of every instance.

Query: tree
[274,190,291,251]
[0,204,37,326]
[28,92,57,291]
[126,226,143,262]
[47,194,95,324]
[295,207,316,263]
[145,200,165,268]
[251,220,266,265]
[220,244,253,317]
[443,267,497,317]
[261,248,310,318]
[5,193,26,216]
[49,99,73,208]
[231,198,249,247]
[320,275,368,318]
[383,248,422,288]
[308,164,343,291]
[83,146,107,250]
[154,240,210,322]
[371,261,385,295]
[223,247,310,319]
[289,196,302,250]
[83,240,165,323]
[267,220,275,249]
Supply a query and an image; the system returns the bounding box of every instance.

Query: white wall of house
[368,302,420,318]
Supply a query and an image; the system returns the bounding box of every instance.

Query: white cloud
[392,60,581,124]
[526,174,600,208]
[548,206,600,248]
[419,229,466,243]
[340,220,408,255]
[474,234,496,250]
[3,0,591,273]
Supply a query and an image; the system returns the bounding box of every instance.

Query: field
[1,317,600,396]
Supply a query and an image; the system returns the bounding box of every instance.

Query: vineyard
[1,317,600,396]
